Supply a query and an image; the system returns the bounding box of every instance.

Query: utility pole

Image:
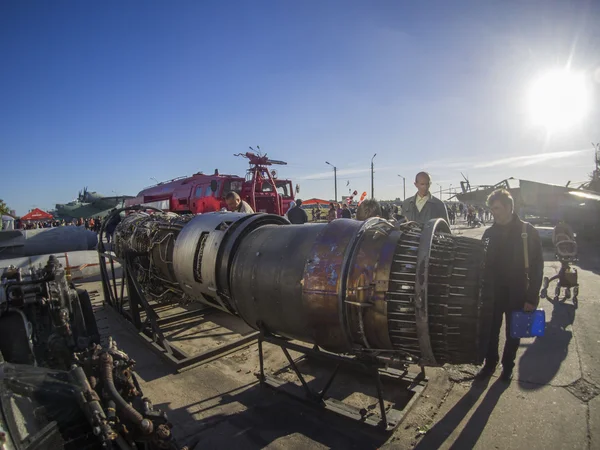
[325,161,338,202]
[436,183,442,201]
[398,174,406,200]
[371,153,377,199]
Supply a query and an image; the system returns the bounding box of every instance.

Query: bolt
[156,424,171,439]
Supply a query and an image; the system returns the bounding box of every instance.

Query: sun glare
[528,70,590,131]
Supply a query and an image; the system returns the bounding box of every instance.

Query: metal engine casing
[114,212,491,366]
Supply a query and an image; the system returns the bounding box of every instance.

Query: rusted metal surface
[345,220,399,350]
[301,219,364,352]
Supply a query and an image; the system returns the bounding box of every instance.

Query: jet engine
[113,212,491,366]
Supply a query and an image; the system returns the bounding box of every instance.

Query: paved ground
[78,219,600,450]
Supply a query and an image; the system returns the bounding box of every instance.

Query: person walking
[104,209,122,244]
[448,206,456,225]
[287,199,308,224]
[341,203,352,219]
[476,189,544,382]
[400,172,449,224]
[327,203,337,223]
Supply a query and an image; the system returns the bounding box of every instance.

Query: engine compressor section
[113,212,491,367]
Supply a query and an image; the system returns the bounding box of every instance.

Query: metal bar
[98,252,115,307]
[157,308,209,326]
[109,252,119,303]
[281,346,313,398]
[374,369,388,429]
[318,364,340,401]
[258,334,427,431]
[258,335,265,383]
[119,264,126,313]
[125,266,142,330]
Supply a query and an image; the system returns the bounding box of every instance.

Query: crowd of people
[13,216,105,233]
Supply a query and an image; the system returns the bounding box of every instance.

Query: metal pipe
[69,365,115,441]
[100,353,154,434]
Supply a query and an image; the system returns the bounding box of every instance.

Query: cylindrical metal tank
[113,212,490,366]
[172,213,289,312]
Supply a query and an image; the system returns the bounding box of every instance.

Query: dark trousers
[485,298,521,371]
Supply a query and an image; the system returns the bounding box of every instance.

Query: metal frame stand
[97,248,258,370]
[257,331,427,431]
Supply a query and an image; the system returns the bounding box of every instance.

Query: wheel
[554,295,560,302]
[574,286,579,297]
[573,297,578,309]
[540,288,547,299]
[564,288,571,300]
[542,277,549,289]
[555,285,561,298]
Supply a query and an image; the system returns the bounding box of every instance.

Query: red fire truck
[125,152,296,215]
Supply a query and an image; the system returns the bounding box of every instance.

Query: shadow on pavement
[518,296,575,390]
[448,379,510,450]
[576,239,600,275]
[157,380,390,450]
[414,378,494,450]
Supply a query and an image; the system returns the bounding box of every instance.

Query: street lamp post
[397,174,406,201]
[371,153,377,199]
[436,183,442,201]
[325,161,338,202]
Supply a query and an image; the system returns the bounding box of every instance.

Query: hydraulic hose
[100,352,154,435]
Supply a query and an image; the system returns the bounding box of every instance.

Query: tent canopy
[301,198,331,206]
[21,208,53,221]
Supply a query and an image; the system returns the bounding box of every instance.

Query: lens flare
[528,70,590,130]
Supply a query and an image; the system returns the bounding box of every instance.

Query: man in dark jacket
[104,209,122,244]
[287,199,308,224]
[341,203,352,219]
[477,189,544,382]
[400,172,449,224]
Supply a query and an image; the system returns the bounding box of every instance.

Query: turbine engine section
[113,212,194,303]
[114,212,490,366]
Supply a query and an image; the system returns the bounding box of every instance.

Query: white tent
[1,215,15,230]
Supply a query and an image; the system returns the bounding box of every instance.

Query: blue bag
[510,310,546,338]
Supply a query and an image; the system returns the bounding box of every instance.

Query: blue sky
[1,0,599,215]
